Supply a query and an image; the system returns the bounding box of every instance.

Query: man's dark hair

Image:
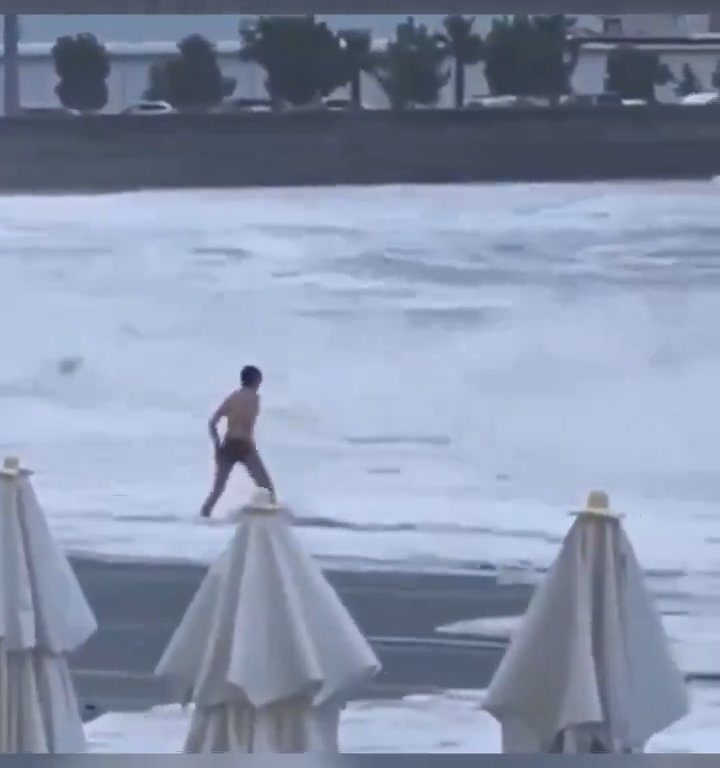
[241,365,262,387]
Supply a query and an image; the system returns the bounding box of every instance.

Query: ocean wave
[344,435,452,447]
[292,514,564,545]
[191,246,251,261]
[3,181,720,581]
[336,251,493,286]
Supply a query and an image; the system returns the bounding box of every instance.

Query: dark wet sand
[69,556,532,718]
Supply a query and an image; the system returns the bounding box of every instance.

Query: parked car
[323,98,366,111]
[559,93,623,107]
[558,94,595,107]
[18,105,80,118]
[259,97,365,113]
[594,93,624,106]
[122,100,175,116]
[281,98,328,113]
[465,95,548,109]
[681,92,720,105]
[213,97,272,114]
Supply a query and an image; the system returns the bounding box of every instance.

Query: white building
[596,14,709,37]
[573,39,720,100]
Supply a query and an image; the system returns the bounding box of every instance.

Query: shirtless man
[199,365,275,517]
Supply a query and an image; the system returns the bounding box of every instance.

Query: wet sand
[69,556,532,719]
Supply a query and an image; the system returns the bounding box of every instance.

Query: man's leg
[243,447,276,502]
[200,457,232,518]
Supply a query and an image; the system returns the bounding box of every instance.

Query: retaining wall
[1,105,720,191]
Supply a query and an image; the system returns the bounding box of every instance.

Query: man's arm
[246,393,260,445]
[208,397,228,449]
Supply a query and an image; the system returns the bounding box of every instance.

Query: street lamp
[3,14,20,117]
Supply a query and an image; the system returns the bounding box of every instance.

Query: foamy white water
[2,182,720,593]
[85,685,720,753]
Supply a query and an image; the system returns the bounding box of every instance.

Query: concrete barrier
[1,105,720,191]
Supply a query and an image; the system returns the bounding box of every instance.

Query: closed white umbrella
[484,490,688,754]
[156,489,381,753]
[0,456,97,753]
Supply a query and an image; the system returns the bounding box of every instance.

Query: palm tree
[440,16,484,109]
[339,29,372,109]
[713,60,720,90]
[484,15,579,103]
[675,63,701,97]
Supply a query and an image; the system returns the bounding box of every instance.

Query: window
[603,17,623,35]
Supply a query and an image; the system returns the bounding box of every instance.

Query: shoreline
[66,546,520,578]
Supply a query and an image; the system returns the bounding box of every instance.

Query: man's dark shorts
[216,437,273,492]
[217,437,254,466]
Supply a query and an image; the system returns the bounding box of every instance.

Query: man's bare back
[199,365,275,517]
[221,387,259,443]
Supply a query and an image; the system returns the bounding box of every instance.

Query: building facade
[595,14,709,37]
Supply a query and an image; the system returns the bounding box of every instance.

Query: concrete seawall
[2,105,720,191]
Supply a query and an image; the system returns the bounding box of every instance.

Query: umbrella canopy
[155,490,381,753]
[0,457,97,753]
[484,493,688,753]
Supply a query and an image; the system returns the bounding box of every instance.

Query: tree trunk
[454,57,465,109]
[351,73,361,108]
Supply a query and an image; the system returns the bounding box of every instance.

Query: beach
[3,180,720,749]
[72,554,720,754]
[70,556,531,718]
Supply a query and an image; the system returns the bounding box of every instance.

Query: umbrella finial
[0,455,32,479]
[4,456,19,472]
[573,489,621,519]
[586,490,610,513]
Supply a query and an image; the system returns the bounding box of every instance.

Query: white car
[122,100,175,115]
[466,95,548,109]
[323,98,368,111]
[681,92,720,105]
[19,105,80,118]
[214,98,272,114]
